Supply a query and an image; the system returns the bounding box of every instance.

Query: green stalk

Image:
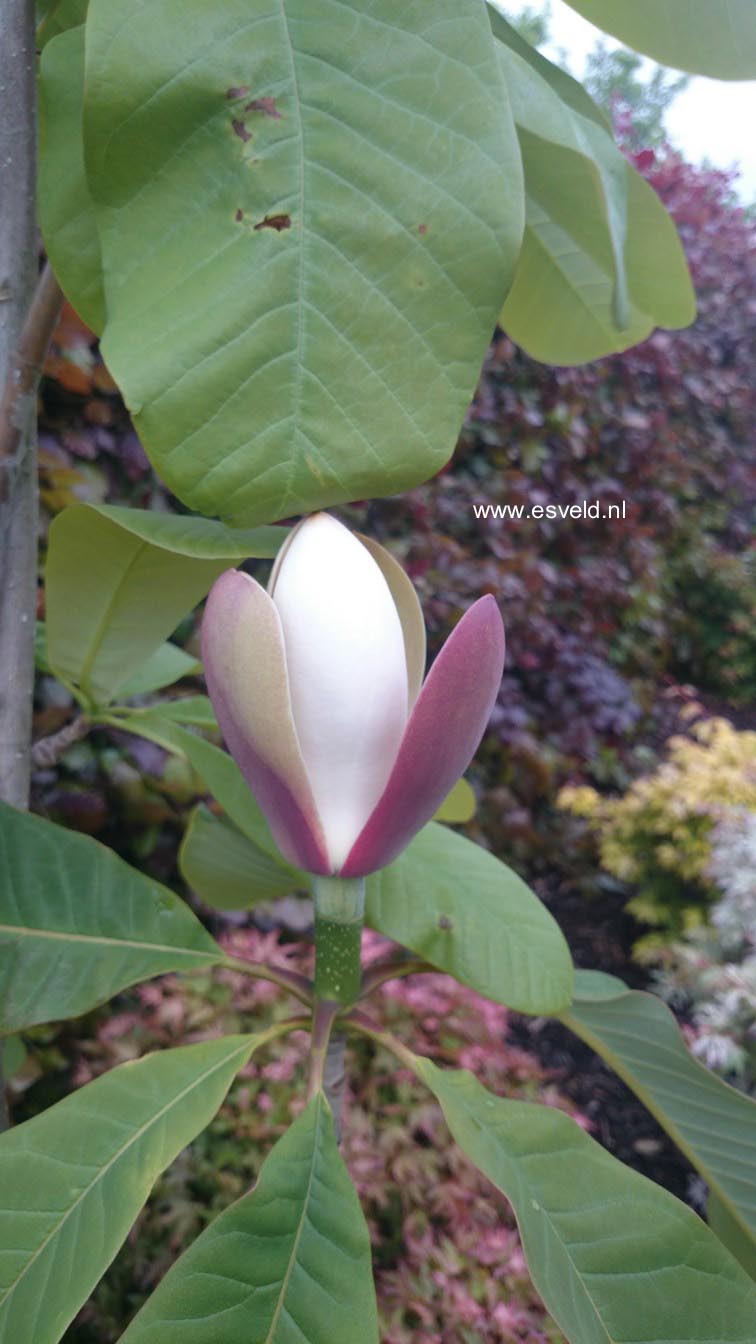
[312,874,365,1006]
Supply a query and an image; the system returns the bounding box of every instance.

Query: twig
[222,955,314,1008]
[30,714,90,769]
[0,262,63,499]
[360,955,432,999]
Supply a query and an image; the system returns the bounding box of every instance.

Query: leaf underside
[83,0,523,524]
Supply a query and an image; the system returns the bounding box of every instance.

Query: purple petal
[201,570,330,874]
[341,596,505,877]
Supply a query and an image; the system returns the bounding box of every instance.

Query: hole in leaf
[253,213,292,233]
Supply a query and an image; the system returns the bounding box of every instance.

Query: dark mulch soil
[508,876,699,1208]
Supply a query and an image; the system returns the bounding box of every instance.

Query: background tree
[584,41,690,149]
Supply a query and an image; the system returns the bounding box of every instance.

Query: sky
[500,1,756,201]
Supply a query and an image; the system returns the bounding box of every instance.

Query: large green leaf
[38,25,104,331]
[562,0,756,80]
[0,1036,259,1344]
[45,503,283,707]
[366,822,573,1014]
[0,802,222,1034]
[415,1059,756,1343]
[82,0,523,525]
[180,805,305,910]
[490,13,694,364]
[120,1093,378,1343]
[562,971,756,1262]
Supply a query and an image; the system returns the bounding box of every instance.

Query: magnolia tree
[1,1,755,1340]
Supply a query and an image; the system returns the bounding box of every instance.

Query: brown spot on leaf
[253,213,292,233]
[438,914,454,931]
[226,85,251,101]
[418,223,428,234]
[235,208,244,222]
[245,96,281,119]
[232,119,252,143]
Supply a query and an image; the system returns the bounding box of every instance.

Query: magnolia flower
[202,514,505,878]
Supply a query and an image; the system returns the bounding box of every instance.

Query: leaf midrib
[263,1093,323,1343]
[0,922,219,961]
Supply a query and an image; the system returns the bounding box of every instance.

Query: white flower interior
[271,514,409,870]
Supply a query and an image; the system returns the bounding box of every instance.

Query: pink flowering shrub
[56,928,583,1343]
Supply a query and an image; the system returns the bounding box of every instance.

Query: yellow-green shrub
[558,716,756,953]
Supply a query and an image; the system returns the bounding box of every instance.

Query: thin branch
[31,714,90,769]
[0,262,63,499]
[360,955,432,999]
[342,1007,425,1075]
[221,955,313,1008]
[258,1014,311,1043]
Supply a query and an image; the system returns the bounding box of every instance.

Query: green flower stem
[312,875,365,1006]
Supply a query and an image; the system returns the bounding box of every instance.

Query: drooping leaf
[0,802,222,1034]
[490,12,695,364]
[38,25,104,331]
[433,776,476,824]
[180,805,304,910]
[366,822,573,1014]
[116,643,201,698]
[415,1058,756,1344]
[562,0,756,80]
[562,971,756,1261]
[83,0,523,525]
[0,1036,259,1344]
[45,503,284,707]
[492,12,631,331]
[486,3,612,133]
[120,1093,378,1343]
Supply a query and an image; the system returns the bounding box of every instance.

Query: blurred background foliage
[21,112,755,1341]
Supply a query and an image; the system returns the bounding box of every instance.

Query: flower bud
[202,514,505,877]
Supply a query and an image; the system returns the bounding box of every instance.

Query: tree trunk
[0,0,39,810]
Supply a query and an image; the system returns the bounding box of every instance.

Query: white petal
[270,514,408,869]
